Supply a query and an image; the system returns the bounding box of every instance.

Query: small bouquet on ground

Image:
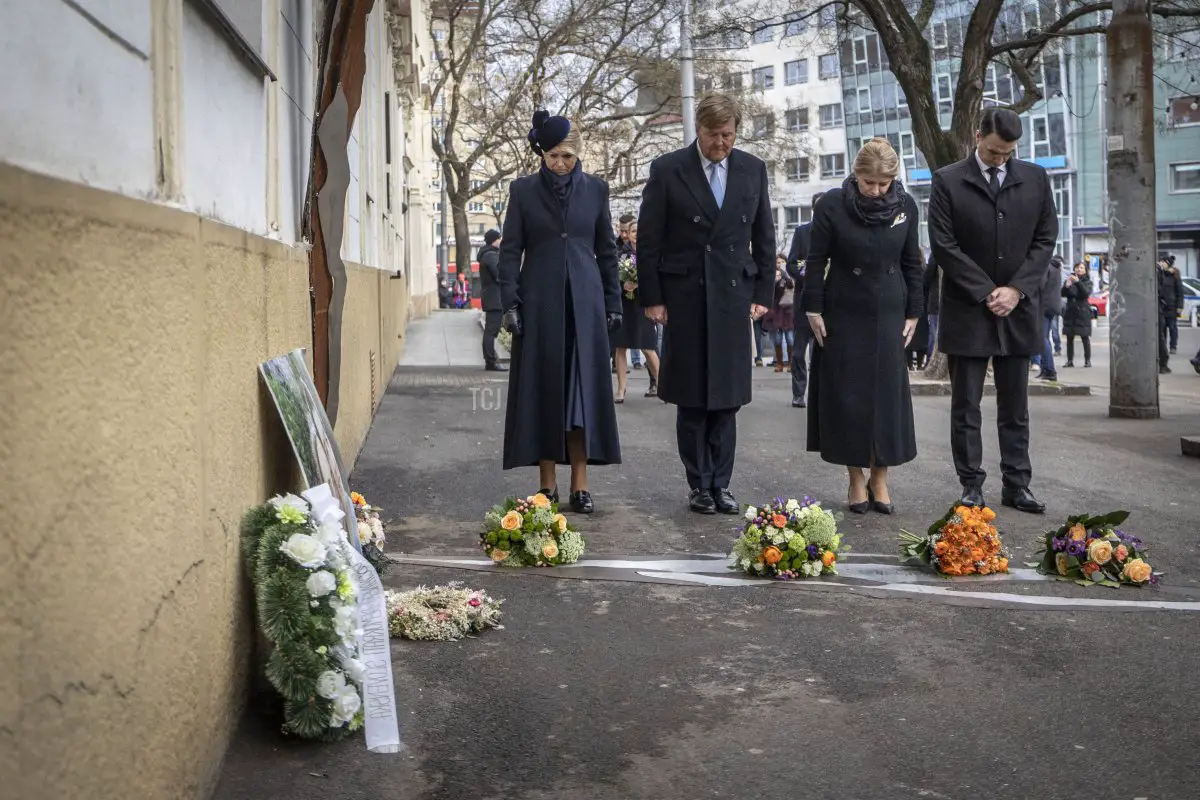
[730,496,846,579]
[1033,511,1160,587]
[618,253,638,299]
[900,504,1010,576]
[481,492,586,567]
[385,582,504,641]
[351,491,389,576]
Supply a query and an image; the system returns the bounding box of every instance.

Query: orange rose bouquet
[899,504,1010,576]
[1033,511,1160,587]
[480,493,585,567]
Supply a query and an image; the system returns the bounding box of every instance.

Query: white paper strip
[347,544,403,753]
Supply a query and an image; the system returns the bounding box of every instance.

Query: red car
[1088,290,1108,318]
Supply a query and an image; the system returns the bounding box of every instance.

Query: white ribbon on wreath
[302,483,403,754]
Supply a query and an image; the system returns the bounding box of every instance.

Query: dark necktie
[987,166,1001,198]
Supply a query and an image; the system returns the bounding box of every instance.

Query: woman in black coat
[498,112,623,513]
[1060,261,1093,368]
[804,138,923,514]
[610,220,661,400]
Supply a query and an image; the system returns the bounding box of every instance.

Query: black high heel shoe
[848,487,869,515]
[569,490,594,514]
[868,487,895,515]
[537,486,559,503]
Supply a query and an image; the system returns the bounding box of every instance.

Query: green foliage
[258,568,311,642]
[283,694,343,741]
[266,639,327,702]
[241,505,278,579]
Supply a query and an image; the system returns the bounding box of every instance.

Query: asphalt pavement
[216,314,1200,800]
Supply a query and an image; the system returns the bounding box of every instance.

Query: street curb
[910,380,1091,397]
[1182,436,1200,458]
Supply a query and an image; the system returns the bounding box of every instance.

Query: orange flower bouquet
[899,504,1010,576]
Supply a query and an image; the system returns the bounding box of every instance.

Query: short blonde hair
[549,126,583,157]
[853,137,900,179]
[696,94,742,130]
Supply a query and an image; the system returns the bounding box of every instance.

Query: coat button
[998,212,1005,220]
[693,215,701,223]
[853,267,863,276]
[561,232,568,239]
[731,279,737,287]
[741,215,747,223]
[705,245,711,252]
[888,267,895,274]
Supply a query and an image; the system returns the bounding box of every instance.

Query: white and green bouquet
[241,487,368,741]
[386,582,505,641]
[618,253,638,299]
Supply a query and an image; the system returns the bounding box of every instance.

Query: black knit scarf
[540,160,582,212]
[842,174,907,226]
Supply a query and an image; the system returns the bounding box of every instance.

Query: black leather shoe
[868,489,894,515]
[569,490,594,514]
[485,361,508,372]
[689,488,717,514]
[712,488,739,514]
[1001,487,1045,514]
[960,486,985,508]
[537,487,559,503]
[1191,358,1200,375]
[792,398,807,408]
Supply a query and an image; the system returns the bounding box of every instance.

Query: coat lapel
[997,158,1026,196]
[959,156,993,201]
[678,145,720,221]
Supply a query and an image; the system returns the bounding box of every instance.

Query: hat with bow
[527,110,571,156]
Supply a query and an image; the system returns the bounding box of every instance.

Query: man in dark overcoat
[784,193,821,408]
[636,94,775,514]
[478,229,506,372]
[929,107,1059,514]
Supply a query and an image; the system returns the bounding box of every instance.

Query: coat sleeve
[479,248,500,283]
[594,180,621,316]
[498,182,525,311]
[635,159,667,308]
[802,195,834,314]
[1174,273,1185,312]
[785,224,808,282]
[929,170,996,304]
[901,196,924,319]
[751,160,777,308]
[1010,170,1060,299]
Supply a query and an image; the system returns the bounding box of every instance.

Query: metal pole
[680,0,696,146]
[1106,0,1159,419]
[439,92,449,282]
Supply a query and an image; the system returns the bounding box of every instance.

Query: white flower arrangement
[241,485,368,741]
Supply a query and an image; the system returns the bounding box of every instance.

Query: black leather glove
[607,312,623,334]
[502,307,523,336]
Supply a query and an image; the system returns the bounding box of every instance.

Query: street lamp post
[680,0,696,146]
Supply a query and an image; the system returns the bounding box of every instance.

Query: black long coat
[1061,276,1093,337]
[497,169,622,469]
[929,156,1059,357]
[477,243,502,312]
[636,145,775,410]
[802,189,924,468]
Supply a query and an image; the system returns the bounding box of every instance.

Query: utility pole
[1106,0,1159,419]
[438,92,450,282]
[680,0,696,146]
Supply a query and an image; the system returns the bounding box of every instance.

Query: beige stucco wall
[0,163,410,799]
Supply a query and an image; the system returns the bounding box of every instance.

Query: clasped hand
[986,286,1021,317]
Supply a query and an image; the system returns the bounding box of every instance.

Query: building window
[819,6,836,29]
[1164,28,1200,60]
[785,157,810,181]
[819,53,839,80]
[1031,115,1050,159]
[819,103,843,128]
[820,153,846,179]
[899,132,916,170]
[800,204,813,223]
[785,59,808,85]
[784,206,800,227]
[753,114,775,138]
[468,201,485,212]
[936,74,953,114]
[1052,174,1073,264]
[932,21,947,50]
[857,87,871,113]
[752,66,775,91]
[852,37,869,73]
[766,161,777,187]
[784,13,807,37]
[1169,96,1200,126]
[754,25,773,44]
[1170,162,1200,193]
[786,107,809,132]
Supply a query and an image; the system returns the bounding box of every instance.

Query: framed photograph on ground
[259,348,361,551]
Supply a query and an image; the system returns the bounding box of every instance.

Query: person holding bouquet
[610,219,662,401]
[497,111,623,514]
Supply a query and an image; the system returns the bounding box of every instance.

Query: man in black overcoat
[929,107,1059,514]
[478,229,506,372]
[636,94,775,514]
[784,193,822,408]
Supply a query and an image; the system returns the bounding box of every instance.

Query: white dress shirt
[975,150,1007,186]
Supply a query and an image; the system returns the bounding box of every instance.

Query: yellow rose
[490,549,509,562]
[1055,552,1069,576]
[1068,524,1087,541]
[542,540,559,559]
[501,511,522,531]
[1122,558,1152,583]
[1087,539,1113,565]
[554,514,568,533]
[531,493,551,508]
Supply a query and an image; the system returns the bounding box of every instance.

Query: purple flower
[1066,540,1086,557]
[806,544,819,557]
[1051,537,1068,552]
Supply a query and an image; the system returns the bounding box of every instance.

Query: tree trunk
[451,194,474,290]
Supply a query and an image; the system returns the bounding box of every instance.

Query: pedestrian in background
[1061,261,1092,368]
[610,219,661,401]
[1036,256,1063,381]
[478,229,507,372]
[923,252,940,362]
[785,197,820,407]
[765,254,795,372]
[1158,254,1184,365]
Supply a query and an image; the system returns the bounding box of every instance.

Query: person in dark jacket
[478,229,506,372]
[637,93,776,515]
[1036,256,1063,381]
[1158,255,1184,370]
[929,107,1058,514]
[785,201,820,407]
[764,254,796,372]
[804,137,923,515]
[610,219,661,399]
[1061,261,1092,368]
[498,111,623,514]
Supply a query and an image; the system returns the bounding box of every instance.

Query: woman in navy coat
[497,112,623,513]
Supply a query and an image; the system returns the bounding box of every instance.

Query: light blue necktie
[709,162,724,209]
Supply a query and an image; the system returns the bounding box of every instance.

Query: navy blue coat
[497,168,622,469]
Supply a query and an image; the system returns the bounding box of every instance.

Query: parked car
[1180,276,1200,324]
[1088,290,1108,318]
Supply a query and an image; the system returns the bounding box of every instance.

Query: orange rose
[821,550,836,567]
[997,558,1009,572]
[772,514,788,529]
[542,540,559,559]
[501,511,522,531]
[490,548,509,562]
[554,513,568,533]
[1069,524,1087,541]
[531,493,552,508]
[970,547,985,561]
[934,540,949,556]
[763,546,783,565]
[981,507,996,522]
[1115,544,1129,562]
[1081,561,1100,576]
[1122,558,1152,583]
[351,491,366,506]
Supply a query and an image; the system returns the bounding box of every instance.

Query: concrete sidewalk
[400,308,497,368]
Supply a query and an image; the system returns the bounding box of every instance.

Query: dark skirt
[564,273,586,431]
[610,294,659,350]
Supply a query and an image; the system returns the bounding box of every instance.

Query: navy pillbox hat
[528,110,571,155]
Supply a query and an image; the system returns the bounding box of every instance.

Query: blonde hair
[853,137,900,179]
[548,126,583,157]
[696,94,742,130]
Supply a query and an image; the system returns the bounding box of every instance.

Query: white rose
[280,533,327,568]
[315,521,345,549]
[368,517,385,544]
[306,570,337,597]
[315,670,345,700]
[340,656,367,683]
[334,605,361,645]
[785,499,800,513]
[357,521,372,545]
[330,685,361,725]
[744,506,758,520]
[269,493,309,512]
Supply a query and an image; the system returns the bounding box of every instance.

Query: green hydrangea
[799,508,838,548]
[730,529,764,569]
[557,530,585,563]
[787,532,807,553]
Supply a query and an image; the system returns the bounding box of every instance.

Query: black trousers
[1066,334,1091,364]
[1160,313,1173,366]
[948,355,1032,491]
[482,310,502,363]
[676,406,739,490]
[791,314,814,402]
